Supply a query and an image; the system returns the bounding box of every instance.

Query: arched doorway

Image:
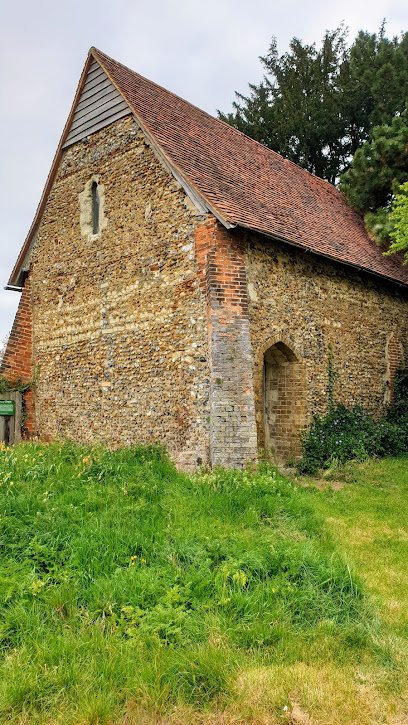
[263,341,307,461]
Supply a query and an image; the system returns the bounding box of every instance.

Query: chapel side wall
[29,116,211,468]
[245,232,408,451]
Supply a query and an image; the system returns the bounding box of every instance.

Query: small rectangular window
[92,181,100,234]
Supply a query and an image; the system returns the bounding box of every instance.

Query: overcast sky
[1,0,407,344]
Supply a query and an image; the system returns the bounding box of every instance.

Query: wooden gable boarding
[63,59,131,148]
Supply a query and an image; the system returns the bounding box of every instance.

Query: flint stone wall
[244,230,408,455]
[29,116,212,468]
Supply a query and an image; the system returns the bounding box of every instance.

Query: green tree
[220,27,349,184]
[219,25,408,184]
[340,113,408,245]
[343,25,408,150]
[386,181,408,261]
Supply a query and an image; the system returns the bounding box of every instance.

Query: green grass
[304,458,408,631]
[0,442,407,724]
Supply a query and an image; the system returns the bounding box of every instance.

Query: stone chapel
[2,48,408,468]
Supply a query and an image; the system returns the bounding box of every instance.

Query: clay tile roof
[9,48,408,288]
[93,49,408,287]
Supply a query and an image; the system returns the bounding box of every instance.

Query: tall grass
[0,442,404,723]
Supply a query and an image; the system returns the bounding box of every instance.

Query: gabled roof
[9,47,408,288]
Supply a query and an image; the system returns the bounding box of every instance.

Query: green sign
[0,400,15,416]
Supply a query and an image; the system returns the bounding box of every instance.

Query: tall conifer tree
[219,25,408,185]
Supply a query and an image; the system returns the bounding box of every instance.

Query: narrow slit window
[92,181,100,234]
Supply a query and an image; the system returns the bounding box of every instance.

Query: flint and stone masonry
[27,118,215,468]
[2,115,408,467]
[245,231,407,459]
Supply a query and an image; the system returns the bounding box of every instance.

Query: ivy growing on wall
[0,377,33,394]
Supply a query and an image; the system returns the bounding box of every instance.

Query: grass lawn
[0,441,407,724]
[305,458,408,631]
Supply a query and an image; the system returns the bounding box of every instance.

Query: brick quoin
[195,217,258,467]
[0,277,35,436]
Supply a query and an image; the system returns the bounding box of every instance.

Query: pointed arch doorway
[263,341,307,461]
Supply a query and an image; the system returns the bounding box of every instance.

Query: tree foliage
[340,113,408,248]
[340,113,408,214]
[387,182,408,261]
[0,337,9,366]
[219,24,408,184]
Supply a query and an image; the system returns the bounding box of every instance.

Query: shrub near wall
[299,370,408,474]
